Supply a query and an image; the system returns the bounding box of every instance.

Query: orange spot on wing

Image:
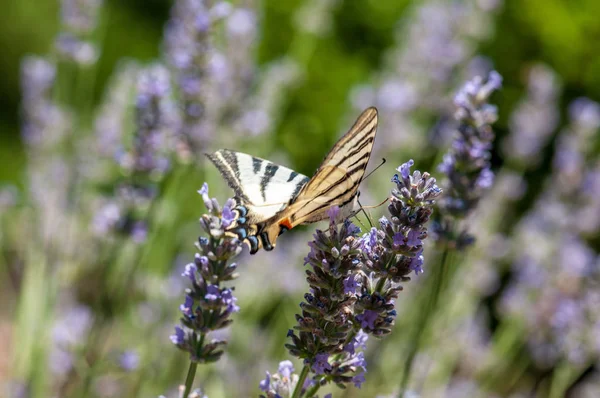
[279,217,293,230]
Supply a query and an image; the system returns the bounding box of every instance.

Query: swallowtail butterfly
[206,107,378,254]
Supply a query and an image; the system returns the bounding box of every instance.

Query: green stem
[292,365,311,398]
[182,361,199,398]
[548,361,582,398]
[399,247,451,393]
[303,376,322,398]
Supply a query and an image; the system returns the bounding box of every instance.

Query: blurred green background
[2,0,600,397]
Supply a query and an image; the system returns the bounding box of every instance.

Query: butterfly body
[206,107,378,254]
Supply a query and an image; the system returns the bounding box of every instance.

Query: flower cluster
[259,360,300,398]
[357,160,441,337]
[281,160,440,396]
[434,70,502,249]
[286,207,363,373]
[265,335,368,397]
[171,183,242,363]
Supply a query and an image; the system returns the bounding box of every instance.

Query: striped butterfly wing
[284,106,378,225]
[206,149,309,251]
[207,107,378,255]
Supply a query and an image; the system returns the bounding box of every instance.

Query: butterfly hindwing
[206,149,309,224]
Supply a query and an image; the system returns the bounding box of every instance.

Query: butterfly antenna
[362,197,389,209]
[356,192,374,228]
[362,158,386,182]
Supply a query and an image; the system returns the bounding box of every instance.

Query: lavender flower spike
[286,207,367,391]
[171,183,242,363]
[434,71,502,249]
[357,160,441,336]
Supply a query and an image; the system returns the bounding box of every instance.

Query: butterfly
[206,107,378,254]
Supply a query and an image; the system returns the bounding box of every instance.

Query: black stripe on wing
[205,149,251,203]
[259,163,279,202]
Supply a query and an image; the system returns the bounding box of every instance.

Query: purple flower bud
[205,285,220,302]
[221,203,235,228]
[182,262,197,282]
[195,254,209,267]
[393,232,404,247]
[278,360,294,378]
[170,326,185,345]
[327,205,340,221]
[352,372,366,388]
[179,296,194,317]
[409,251,424,274]
[312,353,332,375]
[345,220,361,236]
[354,330,368,350]
[356,310,378,329]
[398,159,414,179]
[221,288,240,313]
[343,275,360,294]
[198,182,212,210]
[406,229,422,247]
[258,372,270,392]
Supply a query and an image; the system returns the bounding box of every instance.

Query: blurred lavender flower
[357,160,441,336]
[56,0,103,64]
[92,61,139,161]
[120,63,179,177]
[118,350,140,372]
[20,56,71,148]
[499,97,600,368]
[259,360,299,398]
[163,0,218,156]
[50,303,93,377]
[61,0,103,32]
[502,64,561,167]
[164,0,262,157]
[91,64,178,242]
[20,55,75,251]
[350,0,502,156]
[234,58,301,137]
[433,71,502,249]
[171,183,242,363]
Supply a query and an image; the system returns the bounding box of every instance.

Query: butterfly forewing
[288,107,378,225]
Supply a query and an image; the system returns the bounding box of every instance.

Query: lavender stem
[292,365,311,398]
[182,361,198,398]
